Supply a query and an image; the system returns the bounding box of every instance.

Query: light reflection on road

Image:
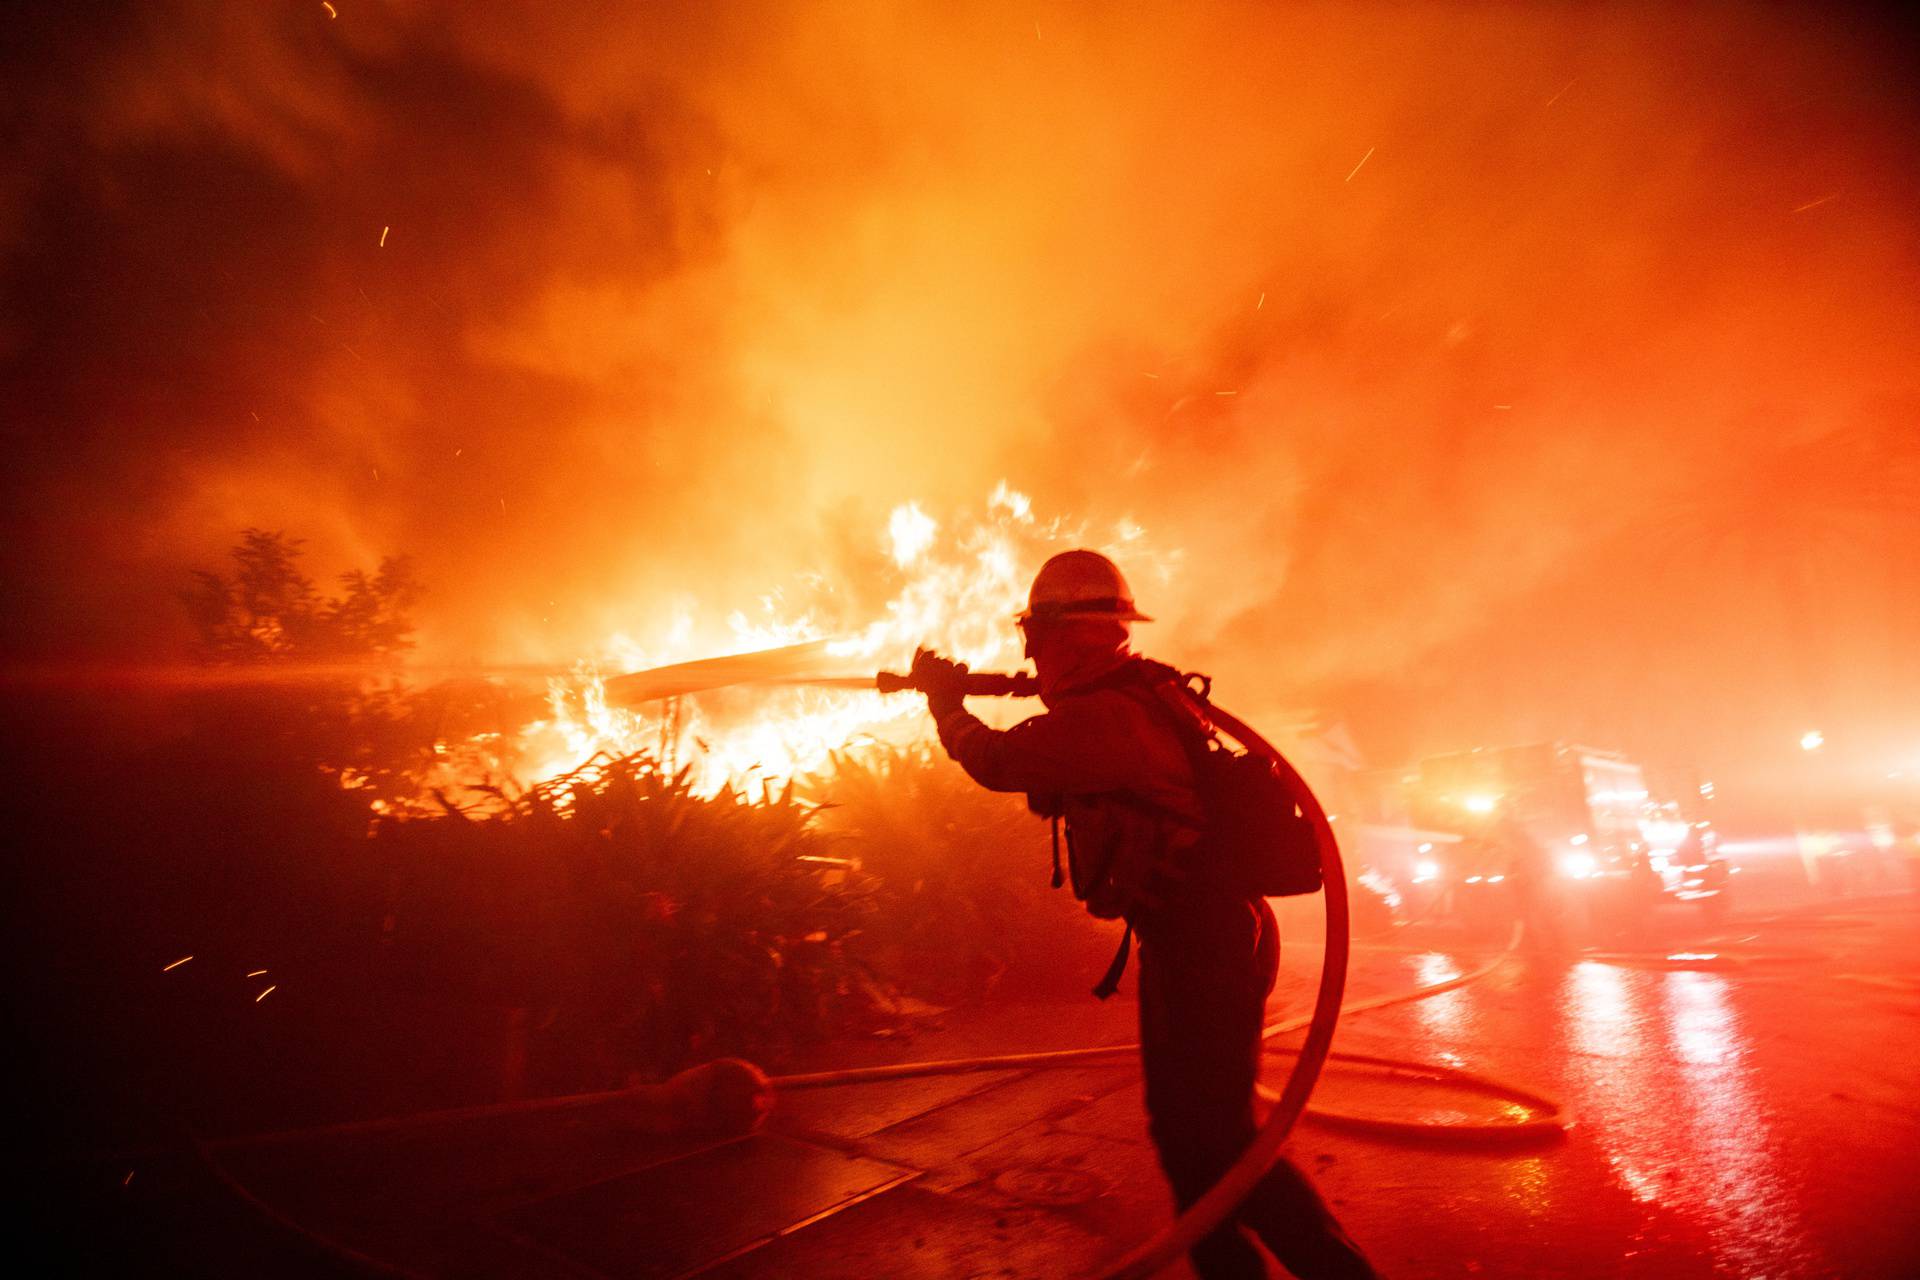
[1661,970,1817,1277]
[1558,959,1818,1275]
[1410,951,1466,1039]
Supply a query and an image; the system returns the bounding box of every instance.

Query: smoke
[4,2,1917,775]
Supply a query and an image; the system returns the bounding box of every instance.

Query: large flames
[503,485,1165,797]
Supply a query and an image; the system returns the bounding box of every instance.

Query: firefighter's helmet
[1017,549,1153,624]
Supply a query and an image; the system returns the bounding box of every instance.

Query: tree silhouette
[178,530,431,811]
[183,529,422,664]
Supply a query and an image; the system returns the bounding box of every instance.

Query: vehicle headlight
[1560,851,1599,880]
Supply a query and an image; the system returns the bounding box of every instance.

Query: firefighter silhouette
[913,551,1378,1280]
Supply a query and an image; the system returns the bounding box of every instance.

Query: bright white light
[1463,794,1498,814]
[1417,842,1434,854]
[1561,852,1599,880]
[1413,860,1441,884]
[887,502,937,567]
[1800,730,1824,752]
[1465,875,1484,884]
[1570,833,1589,846]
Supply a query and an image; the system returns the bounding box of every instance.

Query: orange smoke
[5,2,1917,795]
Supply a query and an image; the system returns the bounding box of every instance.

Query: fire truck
[1351,743,1730,931]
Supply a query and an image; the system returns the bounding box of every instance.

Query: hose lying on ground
[190,700,1561,1277]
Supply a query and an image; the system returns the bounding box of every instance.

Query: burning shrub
[365,744,1118,1098]
[373,754,899,1091]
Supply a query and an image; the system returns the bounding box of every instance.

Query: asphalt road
[696,886,1920,1279]
[63,874,1920,1278]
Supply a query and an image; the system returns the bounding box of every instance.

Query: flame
[488,485,1162,798]
[887,502,936,567]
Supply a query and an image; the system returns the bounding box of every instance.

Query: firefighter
[912,549,1378,1280]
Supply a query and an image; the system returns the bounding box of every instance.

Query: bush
[807,746,1123,1003]
[372,755,899,1091]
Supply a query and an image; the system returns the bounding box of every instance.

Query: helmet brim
[1015,606,1154,624]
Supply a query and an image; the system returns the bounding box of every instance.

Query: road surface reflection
[1558,960,1818,1275]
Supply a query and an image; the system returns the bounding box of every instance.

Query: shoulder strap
[1117,661,1220,776]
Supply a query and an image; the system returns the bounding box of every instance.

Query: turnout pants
[1135,896,1378,1280]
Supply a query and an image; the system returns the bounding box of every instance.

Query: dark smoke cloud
[4,2,1917,793]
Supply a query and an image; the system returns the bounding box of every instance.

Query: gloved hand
[910,647,969,717]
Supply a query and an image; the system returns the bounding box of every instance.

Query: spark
[1256,291,1265,310]
[1493,404,1511,410]
[162,955,193,972]
[123,1171,135,1187]
[255,985,278,1002]
[1790,194,1837,214]
[1344,146,1375,183]
[1139,372,1159,379]
[246,969,268,977]
[321,1,337,17]
[1214,390,1237,396]
[379,225,389,247]
[1544,79,1576,109]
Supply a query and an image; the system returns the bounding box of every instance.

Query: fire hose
[191,662,1563,1278]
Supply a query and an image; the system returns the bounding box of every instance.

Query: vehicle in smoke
[1346,743,1730,936]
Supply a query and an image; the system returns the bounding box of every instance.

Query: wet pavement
[80,885,1920,1278]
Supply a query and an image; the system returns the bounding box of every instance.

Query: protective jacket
[935,651,1220,930]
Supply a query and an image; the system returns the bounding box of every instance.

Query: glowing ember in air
[508,486,1169,798]
[255,985,277,1002]
[162,955,193,972]
[247,969,268,977]
[320,1,337,18]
